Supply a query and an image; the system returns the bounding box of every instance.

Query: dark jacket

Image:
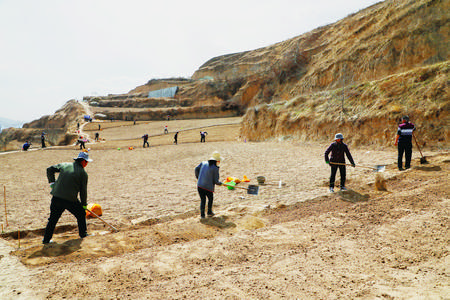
[325,142,355,165]
[47,161,88,206]
[397,122,415,143]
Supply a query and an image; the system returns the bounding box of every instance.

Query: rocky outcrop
[0,100,86,149]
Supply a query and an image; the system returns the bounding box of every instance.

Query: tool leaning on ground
[85,208,119,232]
[330,162,386,172]
[412,132,428,164]
[222,183,259,195]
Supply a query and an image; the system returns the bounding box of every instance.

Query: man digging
[42,152,92,244]
[325,133,355,192]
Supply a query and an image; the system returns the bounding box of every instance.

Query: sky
[0,0,380,122]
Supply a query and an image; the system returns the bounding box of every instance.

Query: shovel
[330,162,385,172]
[412,132,428,164]
[86,208,119,232]
[223,184,259,195]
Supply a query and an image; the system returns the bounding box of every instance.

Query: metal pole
[4,186,7,227]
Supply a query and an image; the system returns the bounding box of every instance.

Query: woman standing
[195,151,223,219]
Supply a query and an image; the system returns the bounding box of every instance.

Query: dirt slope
[0,118,448,299]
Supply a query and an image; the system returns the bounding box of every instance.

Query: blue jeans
[43,196,87,243]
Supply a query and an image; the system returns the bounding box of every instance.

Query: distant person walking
[394,115,415,170]
[195,151,224,219]
[42,152,92,244]
[324,133,355,192]
[142,134,149,148]
[41,132,46,148]
[164,125,169,134]
[173,131,179,145]
[200,131,208,143]
[98,124,101,131]
[22,141,31,151]
[95,132,99,142]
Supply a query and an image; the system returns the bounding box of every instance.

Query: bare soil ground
[0,117,448,299]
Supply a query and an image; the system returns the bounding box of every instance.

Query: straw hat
[209,151,223,161]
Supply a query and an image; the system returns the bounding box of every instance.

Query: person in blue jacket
[22,141,31,151]
[195,151,224,219]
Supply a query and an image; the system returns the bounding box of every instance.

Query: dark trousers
[398,142,412,169]
[198,187,214,217]
[41,140,46,148]
[200,136,205,143]
[330,165,346,188]
[143,140,149,148]
[43,196,87,243]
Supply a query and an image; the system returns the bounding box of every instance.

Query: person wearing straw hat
[42,152,93,244]
[195,151,224,219]
[325,133,355,192]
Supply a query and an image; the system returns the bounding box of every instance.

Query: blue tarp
[148,86,178,98]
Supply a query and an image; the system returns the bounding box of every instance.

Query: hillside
[0,0,448,151]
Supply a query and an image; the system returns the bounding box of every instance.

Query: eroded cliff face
[241,62,449,147]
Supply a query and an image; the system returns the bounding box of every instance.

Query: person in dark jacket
[394,115,415,170]
[195,151,224,219]
[41,132,46,148]
[324,133,355,192]
[174,131,179,145]
[42,152,92,244]
[200,131,208,143]
[142,134,149,148]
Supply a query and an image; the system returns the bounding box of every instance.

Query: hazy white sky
[0,0,379,122]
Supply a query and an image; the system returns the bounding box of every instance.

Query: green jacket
[47,161,88,206]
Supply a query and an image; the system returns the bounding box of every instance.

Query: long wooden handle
[86,208,118,232]
[412,132,424,158]
[329,162,375,170]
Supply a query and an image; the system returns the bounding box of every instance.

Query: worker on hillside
[95,132,99,142]
[41,132,46,148]
[325,133,355,192]
[142,134,149,148]
[195,151,224,219]
[200,131,208,143]
[42,152,92,244]
[394,115,415,170]
[174,131,179,145]
[164,125,169,134]
[22,141,31,151]
[77,136,86,150]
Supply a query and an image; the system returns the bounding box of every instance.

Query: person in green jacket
[42,152,93,244]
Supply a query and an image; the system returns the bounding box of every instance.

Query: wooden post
[3,186,7,227]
